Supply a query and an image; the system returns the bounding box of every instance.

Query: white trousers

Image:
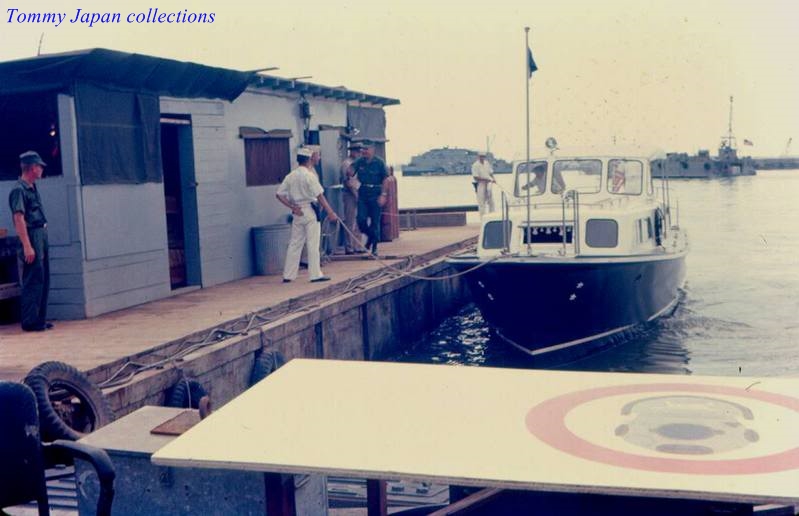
[282,207,323,281]
[476,182,495,215]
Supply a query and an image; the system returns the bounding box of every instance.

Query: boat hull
[447,253,687,365]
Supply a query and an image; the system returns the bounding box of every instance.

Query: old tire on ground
[23,361,115,442]
[249,349,286,387]
[165,378,208,409]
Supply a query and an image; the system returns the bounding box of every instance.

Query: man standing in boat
[471,152,495,215]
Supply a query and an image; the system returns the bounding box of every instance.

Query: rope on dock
[97,224,495,390]
[336,220,502,281]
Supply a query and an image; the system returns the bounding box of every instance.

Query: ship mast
[722,95,737,151]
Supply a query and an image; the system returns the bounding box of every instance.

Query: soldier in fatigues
[8,151,52,331]
[348,141,388,255]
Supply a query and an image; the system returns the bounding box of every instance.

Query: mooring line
[336,220,502,281]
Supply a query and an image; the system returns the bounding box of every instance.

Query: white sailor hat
[296,147,314,158]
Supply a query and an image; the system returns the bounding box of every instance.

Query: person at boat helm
[525,164,547,194]
[471,152,495,215]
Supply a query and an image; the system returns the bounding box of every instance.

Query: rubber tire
[166,378,208,409]
[23,361,115,442]
[249,349,286,387]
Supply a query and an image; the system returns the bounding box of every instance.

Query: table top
[151,359,799,505]
[81,406,190,456]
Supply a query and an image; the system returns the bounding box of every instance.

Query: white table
[152,359,799,514]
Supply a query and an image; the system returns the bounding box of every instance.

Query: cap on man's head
[360,140,375,148]
[348,142,364,151]
[478,152,486,157]
[296,147,314,158]
[20,150,46,167]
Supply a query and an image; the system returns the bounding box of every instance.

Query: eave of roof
[250,74,400,107]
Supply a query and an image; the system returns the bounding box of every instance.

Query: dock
[0,225,478,417]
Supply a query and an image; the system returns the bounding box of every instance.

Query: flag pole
[525,27,532,255]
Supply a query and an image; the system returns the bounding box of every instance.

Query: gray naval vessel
[655,96,756,178]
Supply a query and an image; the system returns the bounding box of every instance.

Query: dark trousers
[19,227,49,329]
[356,189,382,250]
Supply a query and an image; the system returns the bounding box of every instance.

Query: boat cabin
[480,151,674,258]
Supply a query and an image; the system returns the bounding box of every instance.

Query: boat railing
[564,190,581,255]
[501,190,511,254]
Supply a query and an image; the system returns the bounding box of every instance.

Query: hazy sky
[2,0,798,164]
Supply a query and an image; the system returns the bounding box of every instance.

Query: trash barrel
[252,224,292,275]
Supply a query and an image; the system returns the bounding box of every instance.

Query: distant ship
[401,147,512,176]
[655,97,756,178]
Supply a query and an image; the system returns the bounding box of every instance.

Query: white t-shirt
[471,160,494,181]
[276,165,324,204]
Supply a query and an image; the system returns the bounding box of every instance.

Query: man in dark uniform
[347,140,388,255]
[8,151,52,331]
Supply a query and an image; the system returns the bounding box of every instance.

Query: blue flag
[527,47,538,77]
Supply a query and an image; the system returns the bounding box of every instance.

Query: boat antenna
[37,33,44,56]
[525,27,533,255]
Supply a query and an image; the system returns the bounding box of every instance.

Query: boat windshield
[515,161,548,196]
[607,159,644,195]
[552,159,602,194]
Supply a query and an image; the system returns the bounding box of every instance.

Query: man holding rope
[276,147,338,283]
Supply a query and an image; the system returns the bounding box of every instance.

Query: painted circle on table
[525,383,799,475]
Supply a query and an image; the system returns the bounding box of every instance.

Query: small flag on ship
[527,46,538,77]
[743,139,753,146]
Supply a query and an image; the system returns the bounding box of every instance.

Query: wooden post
[264,473,296,516]
[366,479,387,516]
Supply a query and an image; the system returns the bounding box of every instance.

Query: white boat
[446,148,689,365]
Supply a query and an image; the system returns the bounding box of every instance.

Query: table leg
[366,479,387,516]
[264,473,296,516]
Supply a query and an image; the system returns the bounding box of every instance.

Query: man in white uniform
[471,152,495,215]
[276,147,338,283]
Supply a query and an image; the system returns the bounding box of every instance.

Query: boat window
[585,219,618,248]
[636,218,653,243]
[552,160,601,194]
[607,160,643,195]
[515,161,548,196]
[482,220,512,249]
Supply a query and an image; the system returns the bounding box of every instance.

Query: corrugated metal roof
[0,48,252,100]
[250,75,400,106]
[0,48,400,106]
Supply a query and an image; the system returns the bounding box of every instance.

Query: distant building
[0,48,398,319]
[402,147,512,176]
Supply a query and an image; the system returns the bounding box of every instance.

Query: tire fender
[249,349,286,387]
[165,378,208,409]
[23,361,115,442]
